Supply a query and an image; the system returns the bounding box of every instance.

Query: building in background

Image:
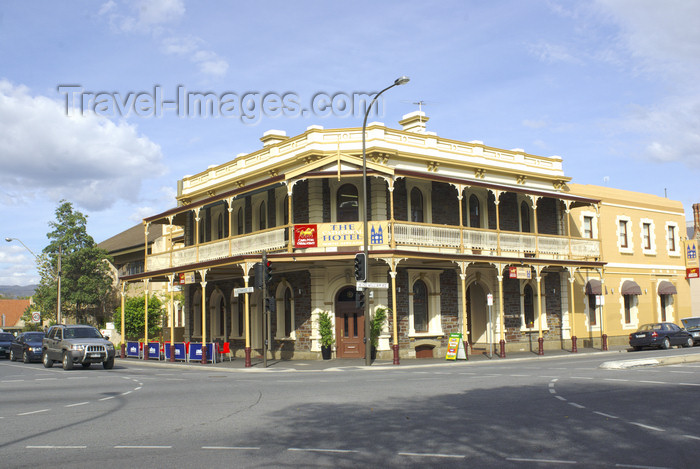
[118,112,691,360]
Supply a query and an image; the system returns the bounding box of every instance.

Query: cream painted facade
[119,112,689,361]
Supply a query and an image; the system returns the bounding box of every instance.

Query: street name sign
[356,281,389,289]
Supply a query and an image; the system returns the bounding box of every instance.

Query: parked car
[629,322,693,350]
[42,325,115,370]
[681,317,700,345]
[10,331,45,363]
[0,332,14,358]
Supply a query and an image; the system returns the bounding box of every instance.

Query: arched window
[284,287,293,337]
[236,208,244,235]
[469,194,481,228]
[410,187,424,223]
[413,280,428,332]
[259,201,267,230]
[521,201,531,233]
[588,294,597,326]
[523,284,534,328]
[337,184,359,222]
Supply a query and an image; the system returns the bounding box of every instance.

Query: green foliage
[113,295,163,341]
[317,311,335,347]
[32,200,117,325]
[370,306,388,348]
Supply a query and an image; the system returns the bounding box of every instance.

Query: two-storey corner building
[119,111,689,361]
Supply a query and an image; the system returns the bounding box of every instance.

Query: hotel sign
[293,222,389,248]
[685,239,699,279]
[509,266,532,280]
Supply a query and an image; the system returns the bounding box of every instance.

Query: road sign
[31,312,41,323]
[356,281,389,289]
[487,293,493,306]
[234,287,255,297]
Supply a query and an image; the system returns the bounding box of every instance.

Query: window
[469,195,481,228]
[259,201,266,230]
[642,223,651,250]
[284,287,293,337]
[583,216,593,239]
[523,284,534,328]
[337,184,359,222]
[619,220,629,248]
[521,202,531,232]
[236,208,244,235]
[413,280,428,332]
[624,295,632,324]
[217,214,224,240]
[660,295,669,322]
[410,188,424,223]
[283,195,290,226]
[588,294,597,326]
[667,225,676,252]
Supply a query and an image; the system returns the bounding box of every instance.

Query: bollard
[571,336,578,353]
[392,344,400,365]
[120,343,125,359]
[245,346,251,367]
[499,339,506,358]
[602,334,608,351]
[537,337,544,356]
[169,343,175,362]
[201,344,207,364]
[143,344,149,360]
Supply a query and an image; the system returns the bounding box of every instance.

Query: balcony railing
[144,221,600,273]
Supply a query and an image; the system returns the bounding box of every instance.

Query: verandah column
[244,263,252,367]
[497,263,506,358]
[534,265,544,355]
[143,279,150,360]
[199,269,208,364]
[120,281,126,358]
[458,261,470,359]
[168,274,176,362]
[567,267,577,353]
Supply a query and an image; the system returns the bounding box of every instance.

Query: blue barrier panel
[147,342,160,360]
[126,342,140,358]
[164,343,187,361]
[189,343,215,362]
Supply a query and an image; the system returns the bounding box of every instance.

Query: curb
[600,352,700,369]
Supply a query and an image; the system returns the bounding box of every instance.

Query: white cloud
[0,80,165,211]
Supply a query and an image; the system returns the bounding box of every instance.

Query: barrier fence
[124,341,230,363]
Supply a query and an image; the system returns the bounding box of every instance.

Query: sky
[1,0,699,286]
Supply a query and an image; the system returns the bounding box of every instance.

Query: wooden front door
[335,287,364,358]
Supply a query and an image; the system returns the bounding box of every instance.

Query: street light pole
[5,237,62,324]
[362,76,409,366]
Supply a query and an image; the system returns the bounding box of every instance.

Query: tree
[33,200,117,325]
[113,295,163,341]
[20,304,43,332]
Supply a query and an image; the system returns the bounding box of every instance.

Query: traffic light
[253,262,264,289]
[265,296,276,313]
[354,252,366,281]
[355,290,365,310]
[265,259,272,285]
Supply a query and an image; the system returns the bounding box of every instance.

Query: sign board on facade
[293,224,318,248]
[179,272,196,285]
[509,266,532,279]
[293,222,389,248]
[685,239,699,279]
[687,267,699,279]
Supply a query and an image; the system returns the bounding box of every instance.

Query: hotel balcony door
[335,287,365,358]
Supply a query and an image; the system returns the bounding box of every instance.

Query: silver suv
[42,325,115,370]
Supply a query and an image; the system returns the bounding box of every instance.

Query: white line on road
[134,386,142,390]
[99,396,115,401]
[27,445,86,449]
[555,396,567,401]
[398,452,465,459]
[35,378,58,381]
[549,389,556,394]
[568,403,586,409]
[202,446,260,450]
[114,445,173,449]
[65,402,89,408]
[604,378,629,382]
[571,376,594,380]
[615,464,672,469]
[630,422,664,432]
[288,448,359,454]
[18,409,50,416]
[638,380,665,384]
[121,391,132,395]
[507,457,576,464]
[682,435,700,441]
[679,382,700,387]
[593,411,619,419]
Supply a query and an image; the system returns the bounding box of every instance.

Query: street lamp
[361,76,410,366]
[5,237,62,324]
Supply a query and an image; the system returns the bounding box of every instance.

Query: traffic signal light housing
[355,290,365,310]
[265,259,272,285]
[354,252,366,282]
[253,262,264,289]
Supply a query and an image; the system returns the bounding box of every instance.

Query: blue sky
[1,0,699,285]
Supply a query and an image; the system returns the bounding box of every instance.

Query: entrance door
[467,283,488,344]
[335,287,365,358]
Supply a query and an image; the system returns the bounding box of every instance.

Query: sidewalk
[118,345,649,372]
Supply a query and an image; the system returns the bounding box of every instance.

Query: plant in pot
[317,311,334,360]
[370,306,388,360]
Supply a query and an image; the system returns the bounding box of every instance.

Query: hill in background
[0,285,37,298]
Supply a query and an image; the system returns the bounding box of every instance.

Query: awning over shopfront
[657,280,677,295]
[585,279,602,295]
[621,280,642,296]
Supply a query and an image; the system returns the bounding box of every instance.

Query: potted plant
[317,311,334,360]
[370,306,388,359]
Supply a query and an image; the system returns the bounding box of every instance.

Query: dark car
[629,322,693,351]
[0,332,15,358]
[9,331,45,363]
[681,317,700,345]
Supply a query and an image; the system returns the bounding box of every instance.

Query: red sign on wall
[687,267,699,279]
[294,224,318,248]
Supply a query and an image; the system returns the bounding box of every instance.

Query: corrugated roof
[97,224,163,254]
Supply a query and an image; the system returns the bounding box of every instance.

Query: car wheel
[81,363,91,369]
[62,352,74,370]
[42,351,53,368]
[10,349,16,361]
[684,337,694,348]
[661,337,671,350]
[23,351,30,363]
[103,357,114,370]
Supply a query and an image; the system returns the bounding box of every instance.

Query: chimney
[260,129,288,146]
[694,203,700,238]
[399,111,428,133]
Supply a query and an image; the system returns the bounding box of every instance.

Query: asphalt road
[1,348,699,468]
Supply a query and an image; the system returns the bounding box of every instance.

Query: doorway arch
[334,286,364,358]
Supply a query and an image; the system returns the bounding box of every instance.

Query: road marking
[593,411,619,419]
[615,464,672,469]
[509,374,528,377]
[65,402,89,408]
[121,391,132,395]
[568,403,585,409]
[678,382,700,387]
[398,452,465,459]
[571,376,594,380]
[549,389,556,394]
[2,379,25,383]
[27,445,86,449]
[36,378,58,381]
[134,386,142,390]
[99,396,115,401]
[682,435,700,441]
[555,396,567,401]
[114,445,173,449]
[507,458,576,464]
[18,409,50,416]
[638,380,665,384]
[288,448,359,454]
[202,446,260,450]
[630,422,664,432]
[604,378,629,382]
